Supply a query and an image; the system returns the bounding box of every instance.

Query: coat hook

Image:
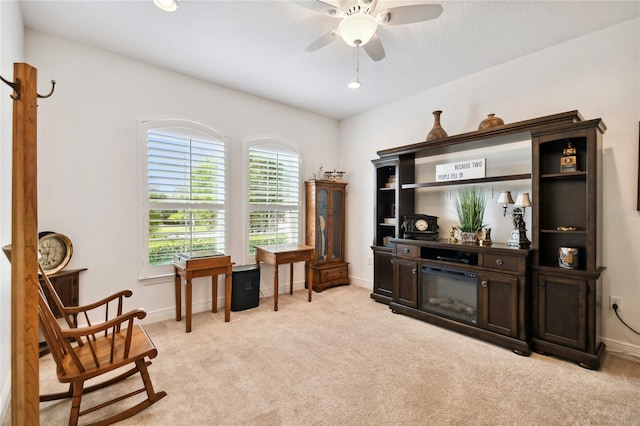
[0,75,20,100]
[37,80,56,99]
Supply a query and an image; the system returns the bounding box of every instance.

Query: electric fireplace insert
[421,265,478,325]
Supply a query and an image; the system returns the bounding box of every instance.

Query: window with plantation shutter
[248,144,300,254]
[139,120,227,279]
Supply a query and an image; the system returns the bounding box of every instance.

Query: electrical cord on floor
[613,303,640,336]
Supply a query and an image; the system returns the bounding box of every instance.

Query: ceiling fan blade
[290,1,344,17]
[363,34,385,62]
[305,29,339,52]
[376,4,443,25]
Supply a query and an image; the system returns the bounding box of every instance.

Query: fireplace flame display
[422,266,478,325]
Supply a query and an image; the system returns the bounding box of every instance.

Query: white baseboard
[348,276,372,290]
[142,280,310,325]
[603,337,640,361]
[144,275,640,364]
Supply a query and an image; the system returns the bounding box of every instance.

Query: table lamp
[497,191,532,248]
[509,192,532,248]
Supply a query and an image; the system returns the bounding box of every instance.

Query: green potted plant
[455,186,487,243]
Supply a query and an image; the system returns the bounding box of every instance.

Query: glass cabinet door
[317,189,329,262]
[331,188,343,260]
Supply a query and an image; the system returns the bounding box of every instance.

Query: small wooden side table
[39,268,87,319]
[173,254,233,333]
[254,244,315,311]
[39,268,86,356]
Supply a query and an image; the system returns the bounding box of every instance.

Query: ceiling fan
[294,0,443,61]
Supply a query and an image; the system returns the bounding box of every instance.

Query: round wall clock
[38,231,73,275]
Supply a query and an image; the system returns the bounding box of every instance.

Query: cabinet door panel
[394,258,418,308]
[39,272,81,319]
[535,273,587,350]
[479,273,518,337]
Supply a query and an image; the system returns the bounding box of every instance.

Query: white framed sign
[435,158,486,182]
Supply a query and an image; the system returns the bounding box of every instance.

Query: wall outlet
[367,256,372,266]
[609,295,622,312]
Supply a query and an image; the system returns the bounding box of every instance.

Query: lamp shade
[339,13,378,47]
[497,191,514,205]
[514,192,532,207]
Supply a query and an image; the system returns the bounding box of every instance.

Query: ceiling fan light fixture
[339,12,377,47]
[153,0,179,12]
[347,80,361,89]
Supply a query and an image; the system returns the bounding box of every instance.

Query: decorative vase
[478,113,505,130]
[458,231,478,244]
[558,247,579,269]
[426,110,448,141]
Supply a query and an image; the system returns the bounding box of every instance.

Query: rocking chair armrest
[62,290,134,315]
[57,308,147,339]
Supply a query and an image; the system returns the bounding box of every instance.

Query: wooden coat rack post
[1,62,55,426]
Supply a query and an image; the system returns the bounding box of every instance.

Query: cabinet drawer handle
[481,280,488,287]
[495,259,503,266]
[403,248,410,254]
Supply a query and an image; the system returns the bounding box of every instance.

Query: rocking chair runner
[38,262,167,425]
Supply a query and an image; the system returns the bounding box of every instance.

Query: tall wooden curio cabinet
[531,118,606,369]
[305,180,349,292]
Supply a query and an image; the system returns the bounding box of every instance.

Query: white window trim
[138,118,229,283]
[242,136,302,265]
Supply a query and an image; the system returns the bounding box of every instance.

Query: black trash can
[231,264,260,311]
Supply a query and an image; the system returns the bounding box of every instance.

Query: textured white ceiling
[20,0,640,120]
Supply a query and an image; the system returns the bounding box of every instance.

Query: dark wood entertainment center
[371,110,606,369]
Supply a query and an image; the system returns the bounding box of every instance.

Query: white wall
[0,0,25,419]
[341,18,640,357]
[24,30,340,323]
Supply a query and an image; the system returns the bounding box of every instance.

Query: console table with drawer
[388,238,531,355]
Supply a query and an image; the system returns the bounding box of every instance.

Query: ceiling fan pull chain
[348,45,362,89]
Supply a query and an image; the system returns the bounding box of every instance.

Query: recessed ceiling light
[153,0,180,12]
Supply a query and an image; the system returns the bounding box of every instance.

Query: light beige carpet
[32,285,640,425]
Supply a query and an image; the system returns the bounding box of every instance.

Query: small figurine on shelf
[479,227,492,246]
[560,141,577,173]
[448,226,458,243]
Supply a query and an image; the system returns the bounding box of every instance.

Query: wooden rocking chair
[38,262,167,425]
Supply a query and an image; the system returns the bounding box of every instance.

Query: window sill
[138,273,174,286]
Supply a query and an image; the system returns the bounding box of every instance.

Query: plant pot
[458,231,478,244]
